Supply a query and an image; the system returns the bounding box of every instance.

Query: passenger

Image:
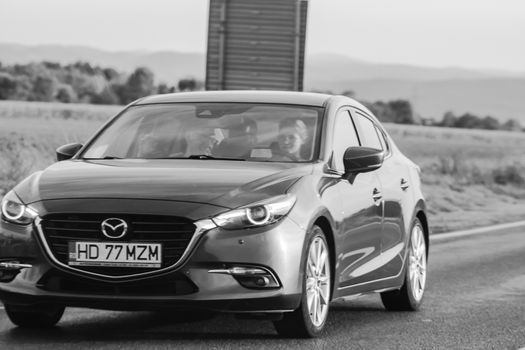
[137,133,171,158]
[213,119,257,158]
[184,125,218,156]
[162,124,219,157]
[136,119,184,158]
[273,119,308,161]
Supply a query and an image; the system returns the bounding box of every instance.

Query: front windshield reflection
[81,103,323,163]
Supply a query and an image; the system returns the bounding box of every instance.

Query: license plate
[68,242,162,268]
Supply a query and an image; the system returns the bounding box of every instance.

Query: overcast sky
[1,0,524,71]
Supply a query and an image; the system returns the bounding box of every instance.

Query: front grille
[40,213,196,277]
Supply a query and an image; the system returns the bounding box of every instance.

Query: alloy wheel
[305,235,331,327]
[408,223,427,302]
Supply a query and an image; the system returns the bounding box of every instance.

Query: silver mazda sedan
[0,91,428,337]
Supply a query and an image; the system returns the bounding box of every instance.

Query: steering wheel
[272,150,298,162]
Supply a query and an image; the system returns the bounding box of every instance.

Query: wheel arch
[414,200,429,257]
[310,214,336,301]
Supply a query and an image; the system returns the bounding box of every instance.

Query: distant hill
[0,43,205,84]
[308,78,525,122]
[304,54,525,122]
[304,53,524,82]
[1,43,524,122]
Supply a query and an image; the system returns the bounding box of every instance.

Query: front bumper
[0,203,307,313]
[0,288,300,312]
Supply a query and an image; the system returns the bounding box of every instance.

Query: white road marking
[431,220,525,243]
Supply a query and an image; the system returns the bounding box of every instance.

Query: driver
[137,133,171,158]
[163,123,220,158]
[183,125,218,156]
[213,118,257,158]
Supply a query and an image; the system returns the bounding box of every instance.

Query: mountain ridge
[1,42,524,122]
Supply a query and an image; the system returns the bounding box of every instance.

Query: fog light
[254,276,270,287]
[208,265,280,289]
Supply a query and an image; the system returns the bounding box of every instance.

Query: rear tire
[273,225,331,338]
[381,217,427,311]
[4,304,65,328]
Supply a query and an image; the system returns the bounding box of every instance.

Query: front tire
[273,225,331,338]
[4,304,65,328]
[381,218,427,311]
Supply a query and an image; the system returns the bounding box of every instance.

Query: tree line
[339,90,523,132]
[0,61,201,105]
[367,100,522,131]
[0,61,522,132]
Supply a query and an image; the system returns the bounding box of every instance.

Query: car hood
[15,159,312,209]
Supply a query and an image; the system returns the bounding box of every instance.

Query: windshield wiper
[81,155,123,160]
[84,155,246,161]
[185,154,245,161]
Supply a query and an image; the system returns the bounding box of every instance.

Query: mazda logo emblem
[101,218,128,239]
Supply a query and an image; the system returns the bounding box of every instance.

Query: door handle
[372,188,382,204]
[400,178,409,191]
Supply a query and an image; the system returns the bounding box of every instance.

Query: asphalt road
[1,226,524,350]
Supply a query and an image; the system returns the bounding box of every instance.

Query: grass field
[385,124,525,231]
[1,100,524,233]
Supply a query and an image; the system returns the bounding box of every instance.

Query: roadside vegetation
[386,124,525,232]
[1,60,523,133]
[0,61,199,105]
[1,100,524,233]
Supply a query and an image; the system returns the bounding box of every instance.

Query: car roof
[134,90,333,107]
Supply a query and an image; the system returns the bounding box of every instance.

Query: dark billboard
[206,0,308,91]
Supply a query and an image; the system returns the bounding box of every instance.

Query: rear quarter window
[353,112,383,150]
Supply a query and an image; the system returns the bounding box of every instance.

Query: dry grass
[1,100,524,232]
[385,123,525,174]
[0,101,117,196]
[384,123,525,232]
[0,100,121,121]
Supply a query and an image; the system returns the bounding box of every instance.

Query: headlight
[1,190,38,225]
[212,194,296,230]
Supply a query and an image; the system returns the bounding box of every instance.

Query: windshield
[81,103,324,162]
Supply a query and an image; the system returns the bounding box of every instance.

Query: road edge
[430,220,525,243]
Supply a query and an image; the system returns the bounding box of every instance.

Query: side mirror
[343,147,384,174]
[56,143,83,161]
